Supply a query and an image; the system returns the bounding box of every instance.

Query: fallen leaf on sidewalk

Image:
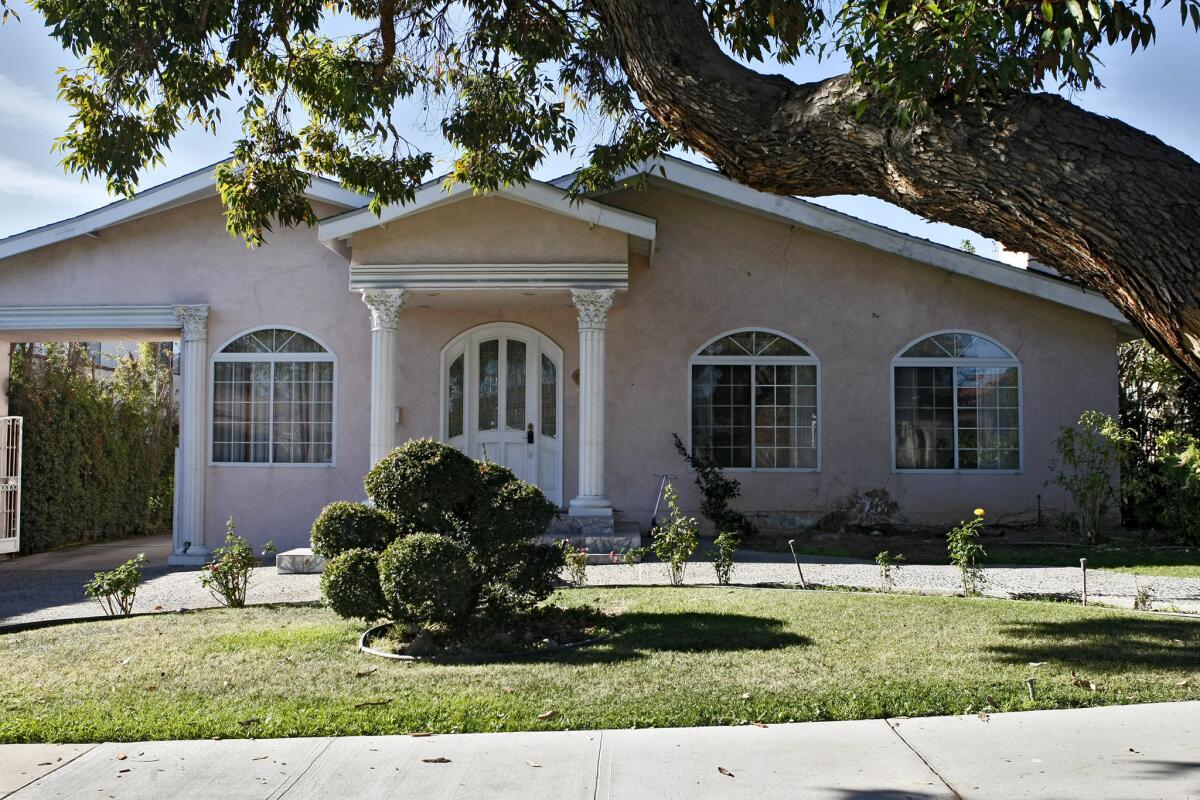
[527,761,542,768]
[977,713,990,722]
[252,756,269,761]
[118,768,131,774]
[751,722,768,728]
[718,767,735,778]
[537,710,559,721]
[115,754,127,761]
[422,757,451,764]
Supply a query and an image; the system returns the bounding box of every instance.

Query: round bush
[378,532,475,628]
[310,501,398,559]
[469,478,557,564]
[364,439,481,532]
[320,549,387,621]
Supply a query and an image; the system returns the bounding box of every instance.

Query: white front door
[442,324,563,506]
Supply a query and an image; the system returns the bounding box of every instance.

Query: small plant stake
[1025,677,1037,701]
[1080,557,1088,606]
[787,540,808,589]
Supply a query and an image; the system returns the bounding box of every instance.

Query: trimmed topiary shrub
[311,501,398,559]
[364,438,479,533]
[317,439,564,636]
[378,532,475,627]
[321,548,388,620]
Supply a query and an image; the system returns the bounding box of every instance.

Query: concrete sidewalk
[4,702,1198,799]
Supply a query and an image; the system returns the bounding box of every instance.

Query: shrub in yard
[875,550,905,592]
[200,518,263,608]
[948,509,988,596]
[710,531,739,585]
[652,482,699,586]
[320,549,388,621]
[672,434,753,537]
[1126,431,1200,544]
[562,542,588,587]
[83,553,148,616]
[320,439,563,634]
[310,501,398,559]
[377,532,475,628]
[1050,411,1131,543]
[364,439,479,533]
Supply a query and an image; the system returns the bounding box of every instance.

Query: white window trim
[889,329,1023,475]
[686,327,822,473]
[209,326,338,468]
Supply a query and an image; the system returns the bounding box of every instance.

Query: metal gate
[0,416,21,555]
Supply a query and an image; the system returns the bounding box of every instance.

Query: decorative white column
[362,289,405,466]
[569,289,614,518]
[171,304,209,565]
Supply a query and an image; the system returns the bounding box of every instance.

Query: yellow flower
[973,508,986,517]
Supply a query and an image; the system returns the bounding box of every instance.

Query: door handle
[527,423,535,444]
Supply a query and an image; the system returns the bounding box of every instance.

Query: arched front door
[441,323,564,506]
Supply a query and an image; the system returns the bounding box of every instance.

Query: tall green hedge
[8,343,176,553]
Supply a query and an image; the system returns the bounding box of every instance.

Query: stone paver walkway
[4,702,1199,799]
[4,542,1199,626]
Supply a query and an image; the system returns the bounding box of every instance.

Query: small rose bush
[314,439,564,633]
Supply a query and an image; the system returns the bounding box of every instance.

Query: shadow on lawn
[546,611,812,665]
[987,616,1200,669]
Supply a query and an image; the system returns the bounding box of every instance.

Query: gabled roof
[316,177,658,246]
[0,162,368,262]
[550,155,1126,324]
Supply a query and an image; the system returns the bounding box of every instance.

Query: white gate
[0,416,21,555]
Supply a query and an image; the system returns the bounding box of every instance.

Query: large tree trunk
[591,0,1200,378]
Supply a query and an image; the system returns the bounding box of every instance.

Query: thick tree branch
[591,0,1200,378]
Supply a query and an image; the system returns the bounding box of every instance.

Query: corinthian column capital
[174,305,209,341]
[570,289,615,330]
[361,289,406,331]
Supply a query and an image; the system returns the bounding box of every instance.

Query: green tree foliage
[25,0,1199,244]
[7,343,175,553]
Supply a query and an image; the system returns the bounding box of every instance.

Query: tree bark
[591,0,1200,378]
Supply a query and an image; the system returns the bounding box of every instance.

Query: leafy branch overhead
[24,0,1200,376]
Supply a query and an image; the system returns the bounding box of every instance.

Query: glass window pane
[956,366,1019,470]
[506,339,526,431]
[691,363,752,467]
[478,339,499,431]
[894,366,955,469]
[448,354,464,438]
[700,330,809,358]
[541,354,557,438]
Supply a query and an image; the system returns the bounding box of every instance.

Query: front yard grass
[2,587,1198,743]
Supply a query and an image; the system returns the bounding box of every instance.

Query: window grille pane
[541,354,557,438]
[753,363,818,468]
[956,367,1019,471]
[478,339,499,431]
[691,363,752,467]
[447,354,464,438]
[894,366,955,469]
[506,339,527,431]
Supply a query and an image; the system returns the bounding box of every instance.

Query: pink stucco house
[0,157,1128,563]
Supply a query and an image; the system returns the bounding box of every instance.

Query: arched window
[689,329,819,470]
[212,328,335,465]
[892,331,1020,471]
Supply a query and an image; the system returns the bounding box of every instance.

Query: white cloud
[0,73,69,131]
[0,154,108,203]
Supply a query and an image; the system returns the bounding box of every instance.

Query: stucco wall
[0,196,373,551]
[351,195,628,265]
[0,183,1121,550]
[597,186,1120,529]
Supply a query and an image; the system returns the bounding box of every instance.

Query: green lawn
[2,587,1198,743]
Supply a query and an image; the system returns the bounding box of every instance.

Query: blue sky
[0,2,1196,254]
